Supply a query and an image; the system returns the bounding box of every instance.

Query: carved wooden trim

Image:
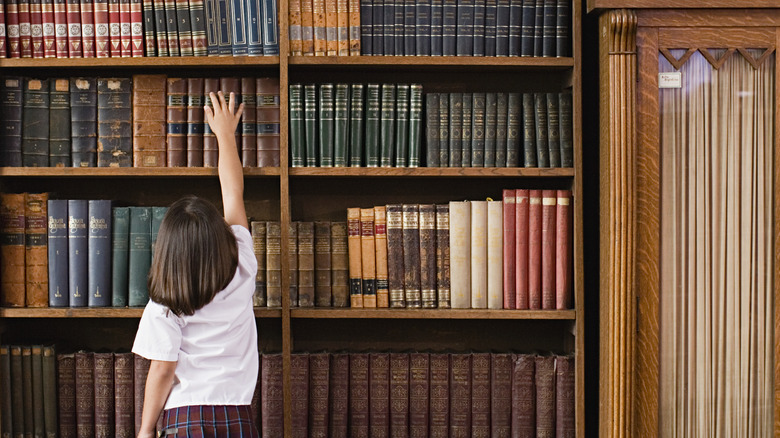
[659,47,695,70]
[698,48,735,70]
[599,8,637,438]
[659,47,775,70]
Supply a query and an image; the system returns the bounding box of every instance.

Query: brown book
[449,353,471,438]
[265,221,282,308]
[347,0,359,54]
[308,353,330,437]
[202,78,220,167]
[541,189,557,309]
[346,208,363,307]
[527,189,542,309]
[297,221,315,307]
[471,353,490,438]
[373,206,389,308]
[329,353,349,437]
[348,353,369,438]
[186,77,205,167]
[359,208,377,308]
[219,77,242,150]
[408,352,429,438]
[490,353,512,437]
[74,351,95,438]
[165,77,187,167]
[57,353,77,438]
[515,189,529,309]
[11,346,25,438]
[132,74,167,167]
[256,77,280,167]
[94,352,114,438]
[42,345,58,438]
[336,0,348,55]
[429,353,449,438]
[369,352,390,438]
[133,354,150,437]
[502,189,516,309]
[324,0,337,55]
[251,221,267,307]
[113,352,134,438]
[31,345,45,438]
[511,354,535,437]
[312,0,326,55]
[288,221,299,307]
[300,0,314,55]
[1,193,26,307]
[240,77,257,167]
[22,346,33,438]
[261,353,283,438]
[24,193,48,307]
[385,204,404,308]
[0,346,10,438]
[418,204,436,308]
[402,204,422,308]
[435,204,450,309]
[331,221,349,307]
[389,353,409,438]
[290,353,309,438]
[288,0,303,55]
[555,355,575,438]
[555,190,572,310]
[314,221,332,306]
[535,355,556,437]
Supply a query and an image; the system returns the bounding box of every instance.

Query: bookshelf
[0,0,584,436]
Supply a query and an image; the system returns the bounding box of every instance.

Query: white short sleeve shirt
[132,225,259,409]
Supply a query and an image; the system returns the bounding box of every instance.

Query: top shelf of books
[0,57,281,69]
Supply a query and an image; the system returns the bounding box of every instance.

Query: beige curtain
[659,49,775,437]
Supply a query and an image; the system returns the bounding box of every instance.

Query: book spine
[303,83,318,166]
[129,0,142,55]
[107,0,119,56]
[409,353,429,437]
[348,353,369,436]
[522,92,536,166]
[373,206,388,308]
[152,0,168,55]
[66,0,82,57]
[429,353,449,437]
[358,0,370,55]
[559,91,572,167]
[111,206,129,306]
[502,189,516,308]
[31,346,45,438]
[22,78,50,167]
[260,354,283,437]
[290,353,309,437]
[418,204,436,308]
[57,353,76,437]
[429,0,441,56]
[139,0,153,55]
[402,0,414,55]
[449,353,471,437]
[308,353,330,437]
[359,208,376,307]
[164,0,180,55]
[547,91,560,167]
[94,0,110,57]
[385,203,404,308]
[251,221,267,306]
[555,0,568,57]
[414,0,429,55]
[392,0,402,55]
[379,83,395,167]
[265,221,281,307]
[300,0,313,54]
[527,189,541,309]
[190,0,208,55]
[312,0,325,54]
[511,354,535,436]
[495,92,508,166]
[93,352,114,437]
[219,77,241,147]
[24,193,48,308]
[380,0,391,55]
[484,0,496,56]
[435,204,450,308]
[241,77,258,166]
[447,92,462,167]
[113,352,134,437]
[471,353,490,437]
[401,204,421,308]
[245,0,262,56]
[6,0,20,58]
[460,92,471,166]
[133,355,150,435]
[541,190,556,309]
[288,84,305,166]
[535,355,556,436]
[448,200,470,308]
[469,200,487,308]
[175,0,193,55]
[487,199,503,309]
[394,84,409,167]
[318,83,334,166]
[30,0,43,57]
[52,0,68,57]
[333,83,349,166]
[229,0,246,55]
[364,83,380,166]
[533,0,543,56]
[325,0,337,56]
[541,0,554,56]
[215,0,230,55]
[370,0,381,55]
[0,77,23,166]
[186,78,205,166]
[256,77,280,167]
[555,355,575,436]
[0,193,26,307]
[437,92,448,166]
[491,353,512,435]
[555,189,571,309]
[80,0,95,56]
[74,351,95,437]
[473,0,484,56]
[41,346,57,438]
[288,0,302,54]
[97,77,132,167]
[470,92,484,167]
[260,0,277,54]
[120,0,131,56]
[483,92,497,166]
[369,353,390,438]
[132,74,166,167]
[202,78,218,166]
[424,93,439,167]
[329,353,349,436]
[127,206,151,306]
[441,0,455,56]
[47,200,69,307]
[506,92,520,166]
[331,221,349,307]
[42,0,56,57]
[348,83,364,166]
[495,0,509,56]
[520,0,533,56]
[389,353,410,437]
[314,220,332,306]
[346,208,363,307]
[10,346,25,435]
[515,189,528,308]
[87,199,111,307]
[0,346,12,438]
[347,0,359,54]
[455,0,472,56]
[48,79,71,167]
[67,199,88,307]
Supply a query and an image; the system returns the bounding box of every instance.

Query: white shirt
[132,225,259,409]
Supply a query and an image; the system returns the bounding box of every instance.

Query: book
[24,193,48,307]
[348,353,369,437]
[93,352,114,437]
[331,221,349,307]
[470,92,485,166]
[325,0,337,55]
[186,78,205,167]
[80,0,95,57]
[0,78,24,167]
[487,199,503,309]
[121,0,132,56]
[312,0,325,54]
[559,92,573,167]
[6,0,21,59]
[555,0,568,56]
[346,0,359,54]
[174,0,193,55]
[289,84,305,166]
[381,0,392,55]
[70,77,97,167]
[94,0,110,57]
[535,355,556,436]
[449,200,470,308]
[132,354,149,435]
[435,204,450,308]
[547,91,560,167]
[369,352,390,438]
[47,199,69,307]
[1,193,26,307]
[461,92,472,167]
[389,353,409,437]
[430,353,449,437]
[290,353,309,437]
[31,345,45,438]
[87,199,111,307]
[418,204,436,309]
[533,0,543,56]
[501,189,516,309]
[506,92,520,166]
[308,353,330,437]
[441,0,455,56]
[164,0,180,55]
[266,221,282,307]
[328,353,349,436]
[541,189,556,309]
[379,83,395,167]
[483,0,496,56]
[256,77,280,167]
[496,92,508,166]
[364,83,380,166]
[297,221,314,307]
[522,92,536,167]
[407,84,422,167]
[358,0,370,54]
[0,346,11,438]
[346,208,363,307]
[534,93,549,167]
[300,0,313,54]
[139,0,153,56]
[314,220,332,306]
[333,83,348,166]
[359,208,377,307]
[111,206,130,307]
[10,346,25,436]
[113,352,134,438]
[556,189,571,309]
[511,354,535,437]
[542,0,554,56]
[514,189,529,308]
[251,221,267,306]
[348,83,364,166]
[189,0,208,55]
[131,75,166,167]
[473,0,485,56]
[22,78,49,167]
[471,353,490,437]
[318,83,335,166]
[448,92,462,167]
[260,354,283,437]
[303,83,318,166]
[483,92,497,167]
[449,353,471,437]
[97,77,132,167]
[74,351,95,437]
[289,0,302,54]
[424,93,439,167]
[490,353,512,436]
[129,0,143,55]
[202,78,219,166]
[127,206,151,306]
[241,77,258,166]
[67,199,88,307]
[66,0,82,57]
[49,78,72,167]
[57,353,77,438]
[402,204,421,308]
[165,77,187,167]
[556,355,575,436]
[469,200,487,309]
[429,0,442,56]
[260,0,278,54]
[437,92,449,166]
[527,189,541,309]
[408,352,429,436]
[385,203,404,308]
[152,0,168,55]
[455,0,472,56]
[42,345,57,437]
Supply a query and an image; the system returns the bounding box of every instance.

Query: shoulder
[231,224,257,273]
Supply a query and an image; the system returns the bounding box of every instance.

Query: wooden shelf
[0,56,280,68]
[289,167,575,177]
[288,55,575,70]
[291,308,576,320]
[0,167,282,177]
[0,307,282,318]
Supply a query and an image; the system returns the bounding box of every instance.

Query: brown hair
[148,196,238,316]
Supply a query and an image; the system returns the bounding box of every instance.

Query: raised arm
[204,91,248,229]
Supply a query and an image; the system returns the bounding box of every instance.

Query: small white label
[659,72,682,88]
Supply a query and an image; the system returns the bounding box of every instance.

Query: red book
[0,1,6,55]
[41,0,56,57]
[133,354,150,436]
[389,353,409,438]
[113,352,135,438]
[535,355,557,437]
[369,352,390,438]
[449,353,471,438]
[556,189,572,309]
[93,352,114,437]
[328,353,349,438]
[409,353,429,438]
[290,353,309,438]
[108,0,120,56]
[308,353,330,438]
[555,355,575,438]
[471,353,490,437]
[30,0,43,57]
[53,0,68,57]
[490,354,512,436]
[515,189,529,309]
[93,0,109,56]
[260,354,283,438]
[6,0,21,58]
[502,189,516,309]
[511,354,535,438]
[527,189,542,309]
[429,353,449,438]
[18,0,32,57]
[186,77,205,167]
[57,354,77,438]
[118,0,129,56]
[348,353,370,437]
[541,189,557,309]
[74,351,95,438]
[79,0,95,57]
[129,0,141,56]
[66,0,81,57]
[202,78,219,167]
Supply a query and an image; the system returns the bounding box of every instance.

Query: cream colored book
[487,200,504,309]
[449,201,471,309]
[470,200,487,309]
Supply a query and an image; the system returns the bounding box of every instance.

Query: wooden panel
[658,27,776,48]
[637,9,780,27]
[590,1,780,12]
[775,27,780,438]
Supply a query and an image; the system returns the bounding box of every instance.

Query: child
[132,91,259,438]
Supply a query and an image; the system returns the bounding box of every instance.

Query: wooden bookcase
[0,0,585,435]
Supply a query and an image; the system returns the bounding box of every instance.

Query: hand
[136,430,156,438]
[204,91,244,140]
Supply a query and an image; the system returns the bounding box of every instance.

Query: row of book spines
[0,75,280,168]
[0,345,58,438]
[0,192,48,308]
[359,0,571,58]
[287,0,361,56]
[426,91,573,168]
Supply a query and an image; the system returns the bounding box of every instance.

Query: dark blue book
[495,0,509,56]
[414,0,430,56]
[372,0,384,55]
[216,0,233,55]
[520,0,534,56]
[533,0,543,56]
[472,0,485,56]
[0,77,23,167]
[403,0,415,55]
[442,0,456,56]
[165,0,181,56]
[69,78,98,168]
[360,0,372,54]
[541,0,555,57]
[246,0,263,55]
[455,0,473,56]
[382,0,394,55]
[230,0,248,55]
[111,207,129,307]
[204,0,219,55]
[393,0,404,55]
[555,0,569,57]
[508,0,521,56]
[260,0,278,54]
[68,200,88,307]
[430,0,443,56]
[47,200,69,307]
[128,206,152,307]
[88,200,112,307]
[483,0,495,56]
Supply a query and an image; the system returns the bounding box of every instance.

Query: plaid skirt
[161,405,260,438]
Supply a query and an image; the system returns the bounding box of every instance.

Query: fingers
[207,91,241,118]
[235,102,245,120]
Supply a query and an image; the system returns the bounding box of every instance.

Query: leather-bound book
[139,0,153,56]
[80,0,96,57]
[240,77,258,167]
[324,0,337,56]
[297,221,315,307]
[22,78,50,167]
[308,352,330,437]
[93,0,109,56]
[347,208,363,307]
[186,78,205,167]
[409,204,434,309]
[0,346,11,438]
[132,355,149,437]
[559,92,573,167]
[507,92,521,166]
[1,78,24,167]
[533,93,549,167]
[299,0,313,55]
[74,351,95,438]
[1,193,26,307]
[289,84,305,167]
[527,189,542,309]
[314,221,332,306]
[496,93,508,166]
[470,353,490,437]
[111,207,130,307]
[408,352,429,438]
[359,208,377,307]
[174,0,192,55]
[318,83,335,167]
[546,92,560,167]
[123,0,136,56]
[49,78,72,167]
[288,0,302,55]
[555,190,572,309]
[22,346,34,436]
[256,77,280,167]
[165,77,187,167]
[87,199,112,307]
[522,93,536,167]
[394,84,409,167]
[448,92,462,167]
[470,93,485,167]
[331,221,350,307]
[57,353,77,438]
[288,222,299,307]
[502,189,516,309]
[251,221,267,307]
[435,204,450,309]
[511,354,535,437]
[5,0,20,59]
[535,355,556,437]
[515,189,529,309]
[113,352,134,438]
[68,199,88,307]
[70,77,98,167]
[541,189,556,309]
[460,92,472,167]
[378,84,396,167]
[265,221,282,308]
[94,352,114,438]
[385,204,404,308]
[347,0,359,55]
[389,353,409,438]
[132,74,166,167]
[290,353,309,438]
[472,202,490,310]
[41,0,56,57]
[65,0,82,57]
[312,0,325,55]
[490,353,512,436]
[487,199,503,309]
[555,355,574,438]
[349,353,369,438]
[449,353,471,438]
[202,78,219,167]
[483,92,497,167]
[219,77,241,149]
[11,346,25,437]
[261,354,283,438]
[24,193,48,307]
[329,353,349,438]
[31,345,45,438]
[364,84,380,166]
[369,352,390,438]
[333,83,349,166]
[372,206,389,307]
[425,93,439,167]
[429,353,449,438]
[449,200,470,309]
[42,345,57,438]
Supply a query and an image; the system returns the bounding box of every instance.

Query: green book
[365,84,381,167]
[304,84,319,167]
[348,84,364,167]
[461,92,472,167]
[333,84,349,167]
[394,84,410,167]
[0,346,11,438]
[128,206,152,307]
[547,92,560,167]
[407,84,422,168]
[507,92,521,167]
[111,207,130,307]
[559,92,573,167]
[484,92,498,167]
[438,93,449,166]
[379,83,396,167]
[522,92,537,167]
[22,346,33,438]
[424,93,439,167]
[151,206,168,259]
[448,92,462,167]
[10,346,23,437]
[31,345,45,438]
[471,92,486,166]
[534,92,549,167]
[318,84,335,167]
[496,92,508,167]
[41,345,57,438]
[289,84,305,167]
